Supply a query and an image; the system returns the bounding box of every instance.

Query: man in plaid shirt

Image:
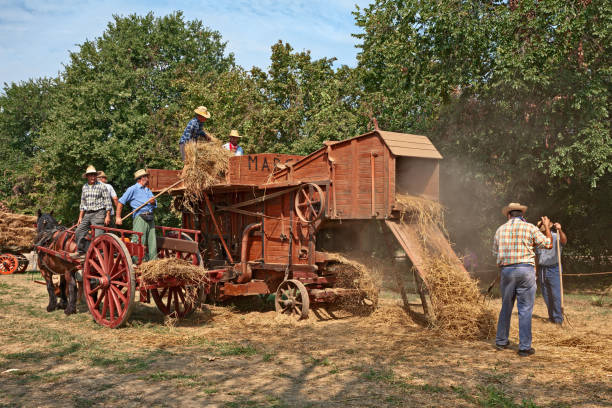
[71,166,112,259]
[494,203,552,357]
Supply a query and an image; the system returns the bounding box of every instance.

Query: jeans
[75,209,106,254]
[132,215,157,262]
[539,264,563,324]
[496,264,537,351]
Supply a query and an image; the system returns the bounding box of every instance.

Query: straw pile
[326,252,380,315]
[138,258,209,285]
[182,139,232,212]
[396,194,495,339]
[0,211,37,251]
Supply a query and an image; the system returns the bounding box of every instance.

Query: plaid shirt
[79,181,112,212]
[494,217,552,266]
[179,117,208,144]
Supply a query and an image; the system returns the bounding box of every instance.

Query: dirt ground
[0,271,610,408]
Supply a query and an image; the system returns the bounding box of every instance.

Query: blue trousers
[539,264,563,324]
[496,264,537,351]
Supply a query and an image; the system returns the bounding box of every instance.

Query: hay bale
[182,140,232,212]
[0,212,37,251]
[138,258,208,285]
[395,194,495,340]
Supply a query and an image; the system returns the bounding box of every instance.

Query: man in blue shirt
[179,106,211,160]
[535,220,568,324]
[115,169,158,261]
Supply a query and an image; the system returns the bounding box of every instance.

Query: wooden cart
[37,224,224,328]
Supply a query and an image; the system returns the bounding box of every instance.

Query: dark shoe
[495,343,510,350]
[518,348,535,357]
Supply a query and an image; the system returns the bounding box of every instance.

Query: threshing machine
[149,129,468,319]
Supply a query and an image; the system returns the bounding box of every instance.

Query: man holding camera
[536,220,568,325]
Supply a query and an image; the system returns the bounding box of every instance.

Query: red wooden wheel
[83,234,135,328]
[154,231,203,318]
[150,286,199,318]
[294,183,326,224]
[0,254,18,275]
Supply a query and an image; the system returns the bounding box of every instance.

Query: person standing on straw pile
[222,129,244,156]
[115,169,158,262]
[70,165,113,260]
[493,203,553,357]
[179,106,211,161]
[97,171,118,226]
[535,219,567,325]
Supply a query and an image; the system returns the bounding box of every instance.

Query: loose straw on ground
[326,252,380,315]
[396,194,496,340]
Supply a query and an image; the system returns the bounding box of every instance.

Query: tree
[0,78,59,212]
[34,12,234,223]
[354,0,612,264]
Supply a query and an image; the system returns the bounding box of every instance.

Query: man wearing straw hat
[70,165,113,259]
[493,203,553,357]
[179,106,211,161]
[115,169,157,262]
[535,219,568,325]
[222,129,244,156]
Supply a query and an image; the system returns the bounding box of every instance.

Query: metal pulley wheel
[275,279,310,320]
[294,183,325,223]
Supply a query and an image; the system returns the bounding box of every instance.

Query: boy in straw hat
[116,169,158,261]
[71,165,113,259]
[493,203,553,357]
[179,106,211,160]
[222,129,244,156]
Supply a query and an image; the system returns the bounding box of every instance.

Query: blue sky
[0,0,372,85]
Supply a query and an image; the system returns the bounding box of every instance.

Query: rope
[561,271,612,276]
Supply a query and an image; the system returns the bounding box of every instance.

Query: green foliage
[32,12,234,222]
[354,0,611,261]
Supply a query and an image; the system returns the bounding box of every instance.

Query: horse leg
[42,268,58,312]
[64,270,77,315]
[57,275,67,309]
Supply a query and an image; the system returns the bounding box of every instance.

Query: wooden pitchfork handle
[121,179,183,221]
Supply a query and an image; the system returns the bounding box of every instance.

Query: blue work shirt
[535,232,563,266]
[179,117,208,145]
[118,183,157,218]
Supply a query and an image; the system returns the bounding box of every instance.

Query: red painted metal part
[237,223,261,283]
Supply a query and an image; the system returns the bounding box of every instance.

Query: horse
[35,210,79,315]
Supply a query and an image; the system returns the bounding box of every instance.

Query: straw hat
[229,129,242,138]
[134,169,149,180]
[502,202,528,217]
[83,165,97,178]
[97,170,108,179]
[194,106,211,119]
